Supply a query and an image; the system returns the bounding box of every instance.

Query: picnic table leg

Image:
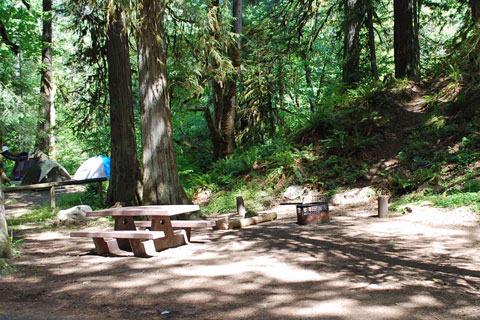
[183,228,191,241]
[50,186,55,212]
[92,237,110,255]
[128,239,149,257]
[114,217,136,251]
[150,217,188,251]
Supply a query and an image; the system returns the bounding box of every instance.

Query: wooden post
[378,196,389,218]
[50,186,55,212]
[98,181,103,207]
[236,196,246,218]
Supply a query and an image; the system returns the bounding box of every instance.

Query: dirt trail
[4,185,86,219]
[379,83,427,163]
[1,193,479,320]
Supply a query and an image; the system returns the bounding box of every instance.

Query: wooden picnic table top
[87,204,201,217]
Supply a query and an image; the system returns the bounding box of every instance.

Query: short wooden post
[98,182,103,207]
[378,196,389,218]
[50,186,56,212]
[236,196,246,218]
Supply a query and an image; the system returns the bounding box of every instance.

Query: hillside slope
[298,77,480,200]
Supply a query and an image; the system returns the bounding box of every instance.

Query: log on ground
[228,212,277,229]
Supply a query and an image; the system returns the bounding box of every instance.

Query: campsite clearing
[1,189,479,320]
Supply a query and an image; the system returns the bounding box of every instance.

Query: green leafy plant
[0,258,15,277]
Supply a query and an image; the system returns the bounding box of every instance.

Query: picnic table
[71,205,215,257]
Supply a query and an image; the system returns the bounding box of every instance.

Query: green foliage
[392,191,480,213]
[0,0,42,152]
[296,80,391,156]
[8,233,23,257]
[181,145,266,193]
[166,1,237,112]
[0,0,477,220]
[0,82,38,150]
[0,258,15,277]
[202,185,274,215]
[7,205,55,226]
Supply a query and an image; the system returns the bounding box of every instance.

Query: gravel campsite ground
[1,188,480,320]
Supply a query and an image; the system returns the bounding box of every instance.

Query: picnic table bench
[70,205,214,257]
[70,230,166,257]
[134,220,215,241]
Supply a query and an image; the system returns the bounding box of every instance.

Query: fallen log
[214,212,277,230]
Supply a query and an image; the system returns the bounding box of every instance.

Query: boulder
[193,187,211,205]
[283,185,306,200]
[301,190,325,203]
[331,187,375,206]
[57,205,92,223]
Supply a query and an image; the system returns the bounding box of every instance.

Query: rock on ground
[57,205,92,223]
[330,187,375,206]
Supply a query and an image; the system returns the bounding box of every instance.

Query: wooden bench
[71,230,167,257]
[135,220,215,240]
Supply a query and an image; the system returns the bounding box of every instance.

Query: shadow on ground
[0,205,479,320]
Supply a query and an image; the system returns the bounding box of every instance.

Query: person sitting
[1,146,33,181]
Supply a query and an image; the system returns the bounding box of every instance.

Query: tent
[73,156,110,180]
[21,159,71,185]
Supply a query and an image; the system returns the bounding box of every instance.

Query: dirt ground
[1,189,480,320]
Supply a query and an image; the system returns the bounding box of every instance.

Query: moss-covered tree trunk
[0,189,11,258]
[137,0,190,205]
[210,0,242,160]
[37,0,54,156]
[106,6,142,206]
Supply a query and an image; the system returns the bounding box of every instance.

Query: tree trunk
[219,73,238,158]
[366,1,379,80]
[471,0,480,22]
[137,0,190,205]
[394,0,420,79]
[303,52,316,112]
[204,105,221,160]
[210,0,242,160]
[106,6,142,207]
[412,0,421,77]
[37,0,54,155]
[342,0,366,86]
[0,188,11,258]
